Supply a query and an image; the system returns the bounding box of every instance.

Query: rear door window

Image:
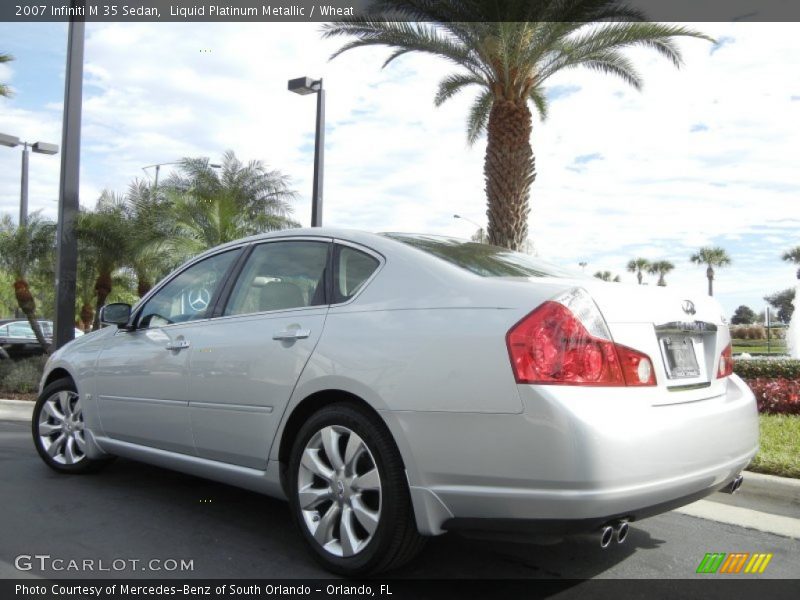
[333,245,380,303]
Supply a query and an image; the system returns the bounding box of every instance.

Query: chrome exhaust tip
[616,521,629,544]
[722,475,744,494]
[600,526,614,549]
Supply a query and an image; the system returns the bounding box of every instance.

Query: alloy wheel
[297,425,382,557]
[37,390,86,465]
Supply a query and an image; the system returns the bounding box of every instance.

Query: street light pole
[20,143,28,225]
[54,6,85,350]
[289,76,325,227]
[0,135,59,225]
[453,214,485,243]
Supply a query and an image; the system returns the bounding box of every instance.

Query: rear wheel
[32,378,113,474]
[288,402,425,575]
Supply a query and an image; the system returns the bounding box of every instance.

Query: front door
[95,249,240,453]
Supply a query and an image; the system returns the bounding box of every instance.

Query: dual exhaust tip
[600,520,629,548]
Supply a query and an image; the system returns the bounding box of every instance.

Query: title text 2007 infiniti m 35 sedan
[33,229,758,575]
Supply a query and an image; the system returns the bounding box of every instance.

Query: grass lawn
[732,339,787,355]
[749,414,800,479]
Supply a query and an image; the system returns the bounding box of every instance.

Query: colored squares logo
[696,552,773,574]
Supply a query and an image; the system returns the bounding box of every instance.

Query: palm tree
[627,258,650,285]
[782,246,800,280]
[162,151,299,257]
[0,212,56,349]
[322,1,711,250]
[0,53,13,98]
[648,260,674,286]
[690,247,731,297]
[594,270,620,282]
[76,192,133,329]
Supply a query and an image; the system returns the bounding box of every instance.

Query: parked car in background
[0,320,84,359]
[32,229,758,575]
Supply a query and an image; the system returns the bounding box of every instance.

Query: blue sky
[0,22,798,319]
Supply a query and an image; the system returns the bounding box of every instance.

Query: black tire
[288,402,426,575]
[32,377,114,474]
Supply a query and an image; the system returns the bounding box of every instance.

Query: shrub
[745,378,800,415]
[734,359,800,379]
[0,355,47,394]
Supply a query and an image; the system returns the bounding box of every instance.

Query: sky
[0,21,798,319]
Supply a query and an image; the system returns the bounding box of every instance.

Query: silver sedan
[33,229,758,575]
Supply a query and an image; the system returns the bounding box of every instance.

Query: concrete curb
[0,398,34,421]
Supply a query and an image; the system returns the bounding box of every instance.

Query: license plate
[662,336,700,379]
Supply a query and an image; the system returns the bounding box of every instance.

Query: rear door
[185,238,331,469]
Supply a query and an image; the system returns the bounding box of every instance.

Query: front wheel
[288,403,425,575]
[32,378,113,474]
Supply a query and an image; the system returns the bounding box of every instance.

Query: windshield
[383,233,582,279]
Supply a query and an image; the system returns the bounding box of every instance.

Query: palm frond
[466,90,493,145]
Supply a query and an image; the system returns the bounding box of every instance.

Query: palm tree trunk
[92,271,113,330]
[637,271,643,285]
[80,303,94,332]
[13,279,49,352]
[484,99,534,251]
[658,273,666,286]
[706,266,714,296]
[137,277,152,298]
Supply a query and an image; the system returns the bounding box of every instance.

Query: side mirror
[99,303,132,328]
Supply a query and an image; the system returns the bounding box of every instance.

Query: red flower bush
[744,378,800,415]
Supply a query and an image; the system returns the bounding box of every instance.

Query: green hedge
[734,359,800,379]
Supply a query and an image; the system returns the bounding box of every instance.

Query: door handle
[165,340,191,351]
[273,329,311,341]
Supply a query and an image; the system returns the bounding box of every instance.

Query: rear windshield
[382,233,581,278]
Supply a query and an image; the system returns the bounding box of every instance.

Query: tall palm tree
[627,258,650,285]
[0,53,13,98]
[0,212,56,349]
[782,246,800,280]
[690,247,731,297]
[322,1,711,250]
[648,260,674,287]
[162,151,299,257]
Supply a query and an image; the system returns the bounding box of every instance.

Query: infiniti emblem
[682,300,696,316]
[336,481,345,496]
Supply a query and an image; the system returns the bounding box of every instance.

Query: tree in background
[627,258,650,284]
[690,246,731,297]
[648,260,674,286]
[594,270,621,282]
[0,213,56,350]
[764,288,795,323]
[323,1,711,250]
[162,151,298,257]
[731,305,756,325]
[76,192,133,329]
[782,246,800,280]
[0,53,13,98]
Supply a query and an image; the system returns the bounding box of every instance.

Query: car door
[94,248,240,454]
[185,239,331,469]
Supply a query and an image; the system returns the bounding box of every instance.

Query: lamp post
[288,76,325,227]
[453,214,485,243]
[0,133,59,225]
[142,161,222,190]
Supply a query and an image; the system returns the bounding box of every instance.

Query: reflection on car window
[224,241,329,316]
[137,250,238,328]
[334,246,379,303]
[383,233,582,279]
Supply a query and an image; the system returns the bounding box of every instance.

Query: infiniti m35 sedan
[33,229,758,575]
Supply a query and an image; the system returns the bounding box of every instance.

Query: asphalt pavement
[1,406,798,580]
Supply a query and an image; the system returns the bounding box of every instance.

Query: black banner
[4,579,800,600]
[2,0,800,23]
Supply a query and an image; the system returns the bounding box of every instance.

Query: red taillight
[717,343,733,378]
[506,296,656,387]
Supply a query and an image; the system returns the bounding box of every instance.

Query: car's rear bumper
[385,374,758,535]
